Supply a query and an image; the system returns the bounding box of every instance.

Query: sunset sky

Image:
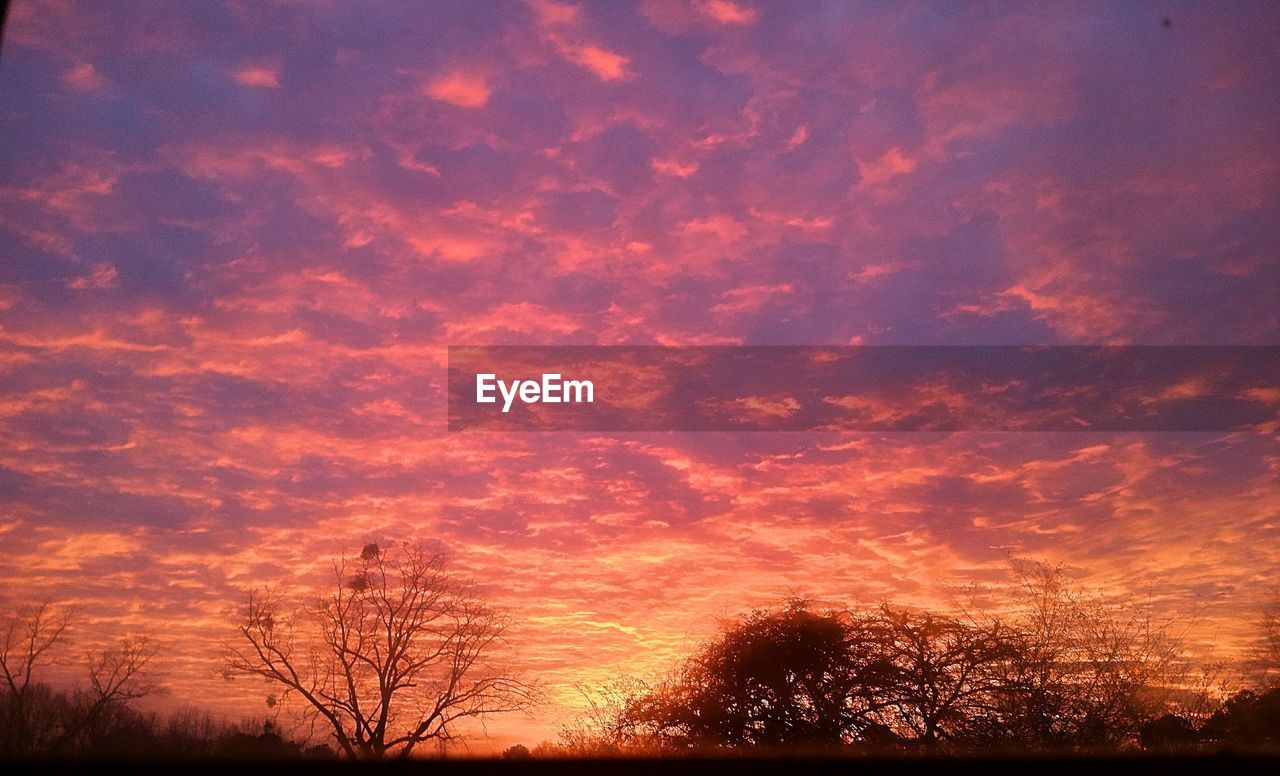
[1,0,1278,751]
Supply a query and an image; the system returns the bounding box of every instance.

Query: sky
[1,0,1278,751]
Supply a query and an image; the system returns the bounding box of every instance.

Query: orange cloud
[679,214,747,241]
[563,43,630,81]
[528,0,580,26]
[232,65,281,88]
[62,62,106,92]
[696,0,758,25]
[652,157,699,177]
[425,71,492,107]
[528,0,631,81]
[857,146,917,187]
[68,263,118,290]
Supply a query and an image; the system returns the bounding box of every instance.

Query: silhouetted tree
[1260,590,1280,688]
[993,561,1185,749]
[1139,713,1196,751]
[597,602,1027,752]
[224,541,536,760]
[566,563,1205,755]
[1,602,73,757]
[1200,688,1280,750]
[621,600,888,750]
[52,636,158,756]
[1,603,157,759]
[556,677,655,755]
[860,605,1017,749]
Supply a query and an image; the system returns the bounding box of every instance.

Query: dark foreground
[7,754,1280,775]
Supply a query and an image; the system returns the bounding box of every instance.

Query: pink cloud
[560,42,630,81]
[232,64,281,88]
[857,146,917,188]
[425,71,492,107]
[62,62,106,92]
[696,0,758,26]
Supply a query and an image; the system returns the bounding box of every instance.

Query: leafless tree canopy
[1,602,73,756]
[555,678,655,757]
[862,605,1019,746]
[1,602,72,699]
[559,563,1216,754]
[1,603,157,757]
[1261,590,1280,688]
[224,541,536,759]
[976,560,1188,748]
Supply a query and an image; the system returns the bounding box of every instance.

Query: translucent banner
[447,346,1280,432]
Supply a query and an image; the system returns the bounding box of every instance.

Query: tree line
[3,545,1279,760]
[0,600,334,759]
[538,562,1280,757]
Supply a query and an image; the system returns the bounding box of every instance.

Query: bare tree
[571,568,1202,755]
[619,600,886,750]
[1,602,73,756]
[1260,590,1280,688]
[225,542,536,760]
[859,605,1017,748]
[48,636,158,755]
[1,603,157,758]
[997,561,1186,748]
[556,677,654,756]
